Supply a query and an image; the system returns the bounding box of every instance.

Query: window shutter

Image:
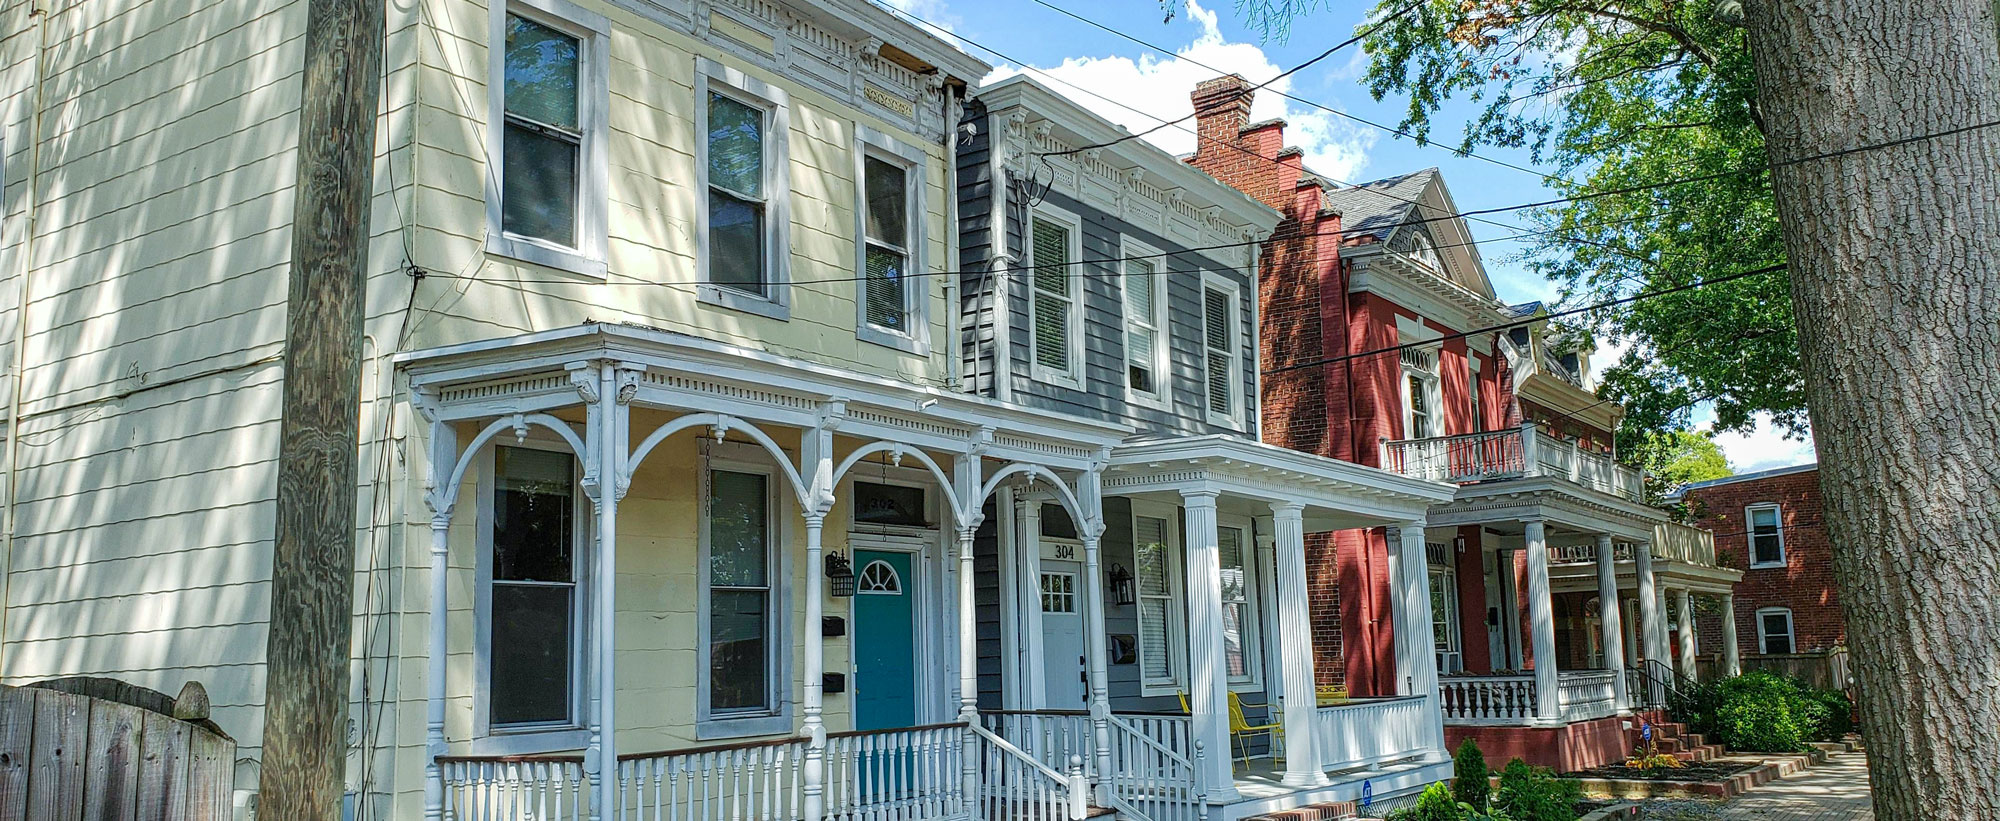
[1203,287,1232,415]
[1032,221,1071,372]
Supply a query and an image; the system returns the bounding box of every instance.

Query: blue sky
[891,0,1816,472]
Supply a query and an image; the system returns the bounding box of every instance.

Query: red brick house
[1674,464,1847,661]
[1187,74,1740,772]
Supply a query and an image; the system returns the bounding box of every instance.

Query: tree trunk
[1739,1,2000,817]
[257,0,383,817]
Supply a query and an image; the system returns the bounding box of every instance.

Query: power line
[1035,1,1424,158]
[1265,263,1788,374]
[1026,0,1563,184]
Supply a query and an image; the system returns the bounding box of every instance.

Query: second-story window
[1401,347,1442,439]
[1467,363,1484,433]
[855,128,928,353]
[1747,504,1786,567]
[1201,278,1241,426]
[1123,247,1168,404]
[697,60,791,320]
[1030,212,1082,387]
[489,1,607,276]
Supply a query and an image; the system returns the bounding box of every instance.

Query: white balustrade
[441,756,589,821]
[1381,427,1642,502]
[615,738,810,821]
[1556,671,1621,723]
[826,725,967,821]
[968,722,1088,821]
[1102,714,1203,821]
[1652,522,1718,566]
[979,711,1097,779]
[1314,696,1434,771]
[1438,675,1538,725]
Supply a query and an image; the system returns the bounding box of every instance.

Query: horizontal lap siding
[956,104,999,396]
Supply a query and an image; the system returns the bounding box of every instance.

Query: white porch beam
[1676,588,1698,683]
[1181,489,1238,800]
[1270,503,1326,786]
[1523,520,1559,721]
[1721,592,1742,677]
[1595,534,1629,710]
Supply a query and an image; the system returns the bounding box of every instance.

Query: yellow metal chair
[1179,691,1284,763]
[1315,684,1349,706]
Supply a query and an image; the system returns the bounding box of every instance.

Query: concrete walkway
[1713,753,1873,820]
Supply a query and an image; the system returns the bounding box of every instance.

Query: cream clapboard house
[0,0,1461,819]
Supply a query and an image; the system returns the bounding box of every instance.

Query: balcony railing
[1382,423,1643,502]
[1547,523,1719,568]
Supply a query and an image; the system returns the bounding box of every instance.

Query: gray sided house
[955,76,1287,720]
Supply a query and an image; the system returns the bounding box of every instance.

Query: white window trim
[1755,607,1795,654]
[471,439,591,755]
[1199,272,1246,430]
[1745,503,1787,569]
[696,57,793,321]
[1467,354,1484,434]
[485,0,610,278]
[697,441,794,738]
[1216,515,1264,692]
[1120,237,1171,411]
[1429,564,1462,675]
[1398,342,1444,440]
[853,124,929,355]
[1132,503,1187,698]
[1027,204,1085,390]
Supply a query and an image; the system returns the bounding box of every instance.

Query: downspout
[2,0,50,669]
[941,81,961,391]
[986,111,1012,403]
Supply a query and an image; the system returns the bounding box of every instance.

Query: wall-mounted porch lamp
[1106,564,1136,607]
[825,552,857,598]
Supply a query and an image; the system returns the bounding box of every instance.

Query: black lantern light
[1106,563,1136,607]
[825,552,857,597]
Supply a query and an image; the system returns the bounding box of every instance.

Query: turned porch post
[1078,466,1114,800]
[588,363,630,821]
[1270,503,1326,786]
[799,403,840,821]
[1595,535,1629,710]
[1523,519,1559,720]
[1181,489,1238,800]
[421,415,457,821]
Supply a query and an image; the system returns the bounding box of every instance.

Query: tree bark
[257,0,383,817]
[1739,1,2000,817]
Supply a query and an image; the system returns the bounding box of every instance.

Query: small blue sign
[1642,722,1653,741]
[1362,779,1373,807]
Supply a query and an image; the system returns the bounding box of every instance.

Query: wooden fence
[1696,649,1853,691]
[0,678,235,820]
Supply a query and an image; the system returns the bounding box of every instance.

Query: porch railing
[1556,671,1621,723]
[968,721,1090,821]
[1549,542,1634,564]
[441,755,588,821]
[1315,696,1433,770]
[1381,424,1643,502]
[1653,522,1718,566]
[1438,675,1537,725]
[980,710,1205,821]
[614,736,809,820]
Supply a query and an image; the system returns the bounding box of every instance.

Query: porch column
[1078,467,1114,800]
[588,365,628,821]
[1676,589,1698,683]
[1270,503,1326,786]
[1017,497,1047,708]
[1634,540,1664,704]
[421,417,456,821]
[800,409,839,821]
[954,443,986,811]
[1595,535,1629,710]
[1391,521,1446,757]
[1720,593,1742,676]
[1181,489,1238,800]
[1523,519,1559,720]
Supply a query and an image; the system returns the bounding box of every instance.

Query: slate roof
[1316,167,1440,240]
[1505,301,1545,319]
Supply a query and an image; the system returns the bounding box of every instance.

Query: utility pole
[258,0,384,816]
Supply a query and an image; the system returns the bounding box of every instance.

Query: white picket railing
[1102,714,1204,821]
[1653,522,1719,566]
[441,756,589,821]
[614,738,808,821]
[1549,542,1634,564]
[1557,671,1621,723]
[969,722,1089,821]
[1438,675,1538,725]
[826,724,968,821]
[979,711,1096,780]
[1314,696,1434,771]
[1382,424,1643,502]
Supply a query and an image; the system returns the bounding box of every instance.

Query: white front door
[1038,560,1087,710]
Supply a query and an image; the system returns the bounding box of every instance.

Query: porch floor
[1213,756,1451,820]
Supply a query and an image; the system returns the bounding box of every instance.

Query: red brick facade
[1680,467,1846,656]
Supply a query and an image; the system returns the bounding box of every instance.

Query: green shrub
[1675,671,1857,751]
[1452,739,1491,810]
[1803,686,1855,739]
[1493,758,1581,821]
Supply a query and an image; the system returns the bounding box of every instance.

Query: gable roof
[1319,168,1439,240]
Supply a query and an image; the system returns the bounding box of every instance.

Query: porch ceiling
[1104,435,1457,531]
[1420,479,1666,542]
[397,322,1130,471]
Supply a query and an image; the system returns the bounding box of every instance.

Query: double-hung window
[1201,276,1242,427]
[1756,607,1795,654]
[702,460,786,735]
[1029,210,1082,387]
[1133,512,1185,694]
[1401,346,1442,439]
[1429,564,1462,674]
[1122,242,1168,406]
[1217,524,1262,688]
[487,446,582,734]
[855,127,927,353]
[489,0,608,276]
[1467,363,1484,433]
[1747,504,1785,568]
[697,60,791,319]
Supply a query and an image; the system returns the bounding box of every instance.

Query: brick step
[1243,799,1358,821]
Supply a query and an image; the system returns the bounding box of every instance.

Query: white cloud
[982,0,1376,182]
[1696,409,1817,473]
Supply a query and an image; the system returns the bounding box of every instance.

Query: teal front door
[852,549,918,730]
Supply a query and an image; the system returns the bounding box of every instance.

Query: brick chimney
[1191,74,1254,157]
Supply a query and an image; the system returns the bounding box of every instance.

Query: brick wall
[1682,468,1847,656]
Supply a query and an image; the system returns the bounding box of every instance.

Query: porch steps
[1629,721,1726,763]
[1240,799,1358,821]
